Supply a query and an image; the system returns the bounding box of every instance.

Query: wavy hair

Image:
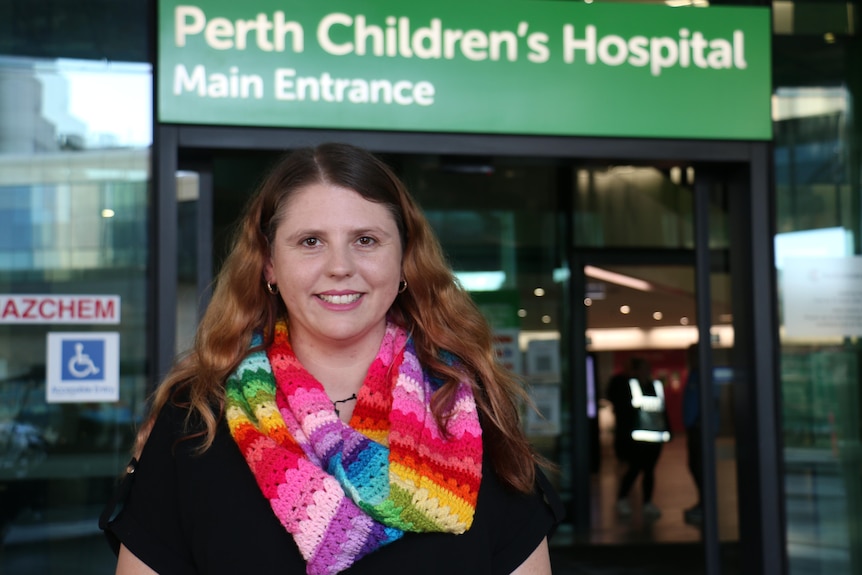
[134,143,540,493]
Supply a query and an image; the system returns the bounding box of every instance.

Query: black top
[101,401,563,575]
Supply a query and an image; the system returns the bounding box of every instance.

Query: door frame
[152,125,784,574]
[568,243,722,571]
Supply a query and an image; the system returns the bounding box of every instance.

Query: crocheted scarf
[225,321,483,575]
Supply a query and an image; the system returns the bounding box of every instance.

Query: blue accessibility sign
[47,332,119,403]
[61,339,105,381]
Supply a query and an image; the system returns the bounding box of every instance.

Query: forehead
[279,183,397,228]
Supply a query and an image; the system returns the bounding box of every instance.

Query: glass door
[580,261,740,568]
[586,262,703,543]
[563,162,743,574]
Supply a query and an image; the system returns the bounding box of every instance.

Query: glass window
[0,56,151,574]
[386,153,567,466]
[773,7,862,572]
[572,165,695,249]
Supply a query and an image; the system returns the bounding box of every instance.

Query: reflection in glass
[0,55,151,573]
[774,84,861,574]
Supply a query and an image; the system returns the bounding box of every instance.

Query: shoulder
[476,457,563,572]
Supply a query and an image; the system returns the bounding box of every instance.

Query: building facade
[0,1,859,574]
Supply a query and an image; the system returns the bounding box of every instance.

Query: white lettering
[206,17,235,50]
[443,29,464,59]
[174,64,207,96]
[679,29,691,68]
[563,24,597,64]
[598,34,627,66]
[318,13,354,56]
[175,6,304,52]
[234,14,271,51]
[650,37,678,76]
[562,25,748,77]
[691,31,709,68]
[174,65,262,98]
[733,30,748,69]
[275,68,297,100]
[273,12,303,52]
[274,68,435,106]
[398,17,413,58]
[707,38,733,69]
[628,36,649,67]
[527,32,550,63]
[461,30,489,61]
[412,18,442,59]
[413,81,435,106]
[175,5,205,47]
[355,15,384,56]
[489,30,517,62]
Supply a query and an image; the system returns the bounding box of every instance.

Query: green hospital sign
[158,0,772,140]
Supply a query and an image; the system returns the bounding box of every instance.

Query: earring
[398,279,408,294]
[265,282,279,295]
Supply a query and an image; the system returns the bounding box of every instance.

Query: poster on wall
[525,384,560,436]
[493,328,522,376]
[46,332,120,403]
[781,256,862,338]
[157,0,772,140]
[526,338,560,383]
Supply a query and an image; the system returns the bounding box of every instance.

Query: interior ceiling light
[585,265,653,292]
[620,305,631,315]
[653,311,663,320]
[534,287,546,297]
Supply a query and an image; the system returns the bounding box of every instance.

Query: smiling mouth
[317,293,362,305]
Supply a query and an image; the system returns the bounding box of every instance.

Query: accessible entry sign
[157,0,772,140]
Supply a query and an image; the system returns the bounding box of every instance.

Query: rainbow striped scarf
[225,321,483,575]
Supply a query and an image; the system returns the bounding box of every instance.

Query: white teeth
[318,293,361,305]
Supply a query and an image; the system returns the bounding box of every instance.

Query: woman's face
[265,183,403,350]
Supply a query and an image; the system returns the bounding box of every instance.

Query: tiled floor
[548,431,741,574]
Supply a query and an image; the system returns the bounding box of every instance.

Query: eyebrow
[283,226,395,241]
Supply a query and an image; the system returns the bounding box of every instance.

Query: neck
[288,325,385,402]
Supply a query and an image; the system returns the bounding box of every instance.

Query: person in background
[608,358,668,519]
[606,358,639,465]
[99,143,562,575]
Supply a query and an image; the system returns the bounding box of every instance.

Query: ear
[263,258,275,284]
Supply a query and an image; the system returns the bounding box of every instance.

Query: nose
[326,243,355,277]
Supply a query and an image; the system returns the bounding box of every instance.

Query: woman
[101,143,562,574]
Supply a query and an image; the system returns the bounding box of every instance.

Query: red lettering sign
[0,295,121,324]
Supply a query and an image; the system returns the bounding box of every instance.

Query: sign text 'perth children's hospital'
[158,0,772,140]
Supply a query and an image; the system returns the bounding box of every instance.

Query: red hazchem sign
[0,295,121,324]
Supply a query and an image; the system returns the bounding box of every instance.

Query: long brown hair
[135,143,540,492]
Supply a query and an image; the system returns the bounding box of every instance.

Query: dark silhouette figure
[608,358,669,519]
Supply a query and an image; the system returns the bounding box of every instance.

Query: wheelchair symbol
[67,343,101,378]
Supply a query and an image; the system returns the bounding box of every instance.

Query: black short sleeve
[101,404,199,575]
[487,465,564,573]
